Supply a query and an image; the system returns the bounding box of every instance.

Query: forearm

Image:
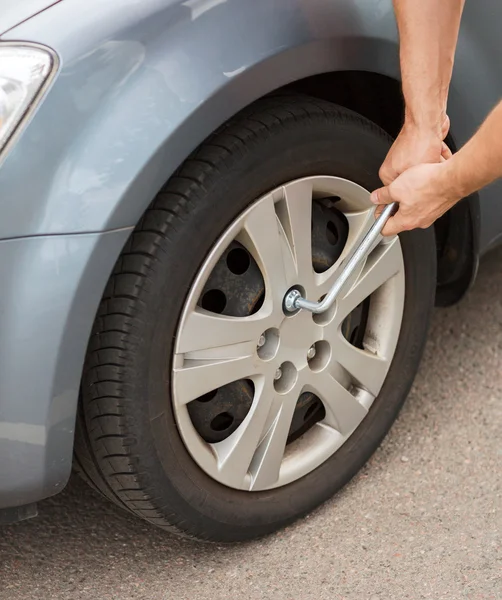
[442,100,502,198]
[393,0,465,134]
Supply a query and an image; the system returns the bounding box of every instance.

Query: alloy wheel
[172,176,405,491]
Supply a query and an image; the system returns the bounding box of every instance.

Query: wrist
[436,157,467,201]
[403,109,448,138]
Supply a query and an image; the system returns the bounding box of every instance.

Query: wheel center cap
[275,311,320,370]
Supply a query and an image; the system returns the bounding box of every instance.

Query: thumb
[370,185,393,206]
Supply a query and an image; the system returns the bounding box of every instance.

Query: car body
[0,0,500,532]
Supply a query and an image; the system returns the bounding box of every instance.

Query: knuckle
[379,166,394,186]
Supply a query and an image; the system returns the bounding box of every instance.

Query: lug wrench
[283,202,398,315]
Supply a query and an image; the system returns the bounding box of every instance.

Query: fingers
[374,204,385,218]
[376,200,404,236]
[381,213,406,237]
[379,164,396,186]
[370,186,393,206]
[441,141,452,161]
[372,186,401,235]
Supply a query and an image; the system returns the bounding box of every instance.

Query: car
[0,0,500,543]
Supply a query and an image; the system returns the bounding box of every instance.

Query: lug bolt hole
[274,361,297,394]
[257,327,280,360]
[283,284,306,316]
[308,341,331,372]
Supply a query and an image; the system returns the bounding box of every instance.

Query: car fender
[0,0,401,239]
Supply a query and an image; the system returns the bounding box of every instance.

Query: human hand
[370,162,461,236]
[379,116,452,186]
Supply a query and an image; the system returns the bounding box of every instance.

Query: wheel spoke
[281,180,315,283]
[332,332,390,396]
[212,380,278,488]
[315,207,375,293]
[176,308,270,355]
[343,209,377,261]
[239,194,296,309]
[336,237,402,325]
[173,344,259,405]
[345,208,376,248]
[248,391,298,490]
[305,371,368,435]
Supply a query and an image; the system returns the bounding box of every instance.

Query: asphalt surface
[1,248,501,600]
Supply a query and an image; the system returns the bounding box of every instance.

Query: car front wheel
[75,95,436,541]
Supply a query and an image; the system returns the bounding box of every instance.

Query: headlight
[0,44,57,155]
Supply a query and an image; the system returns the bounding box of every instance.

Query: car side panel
[0,228,132,508]
[0,0,401,240]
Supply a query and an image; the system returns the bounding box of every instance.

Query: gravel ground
[1,248,501,600]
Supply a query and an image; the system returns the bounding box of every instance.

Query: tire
[74,95,436,542]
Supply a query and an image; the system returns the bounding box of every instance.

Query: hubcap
[172,176,405,491]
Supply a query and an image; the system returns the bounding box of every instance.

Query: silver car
[0,0,500,541]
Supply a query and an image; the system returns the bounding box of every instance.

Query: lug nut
[257,334,266,348]
[307,345,316,360]
[274,368,282,380]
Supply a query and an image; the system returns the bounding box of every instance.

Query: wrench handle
[284,202,398,314]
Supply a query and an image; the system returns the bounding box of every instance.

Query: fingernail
[370,191,379,204]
